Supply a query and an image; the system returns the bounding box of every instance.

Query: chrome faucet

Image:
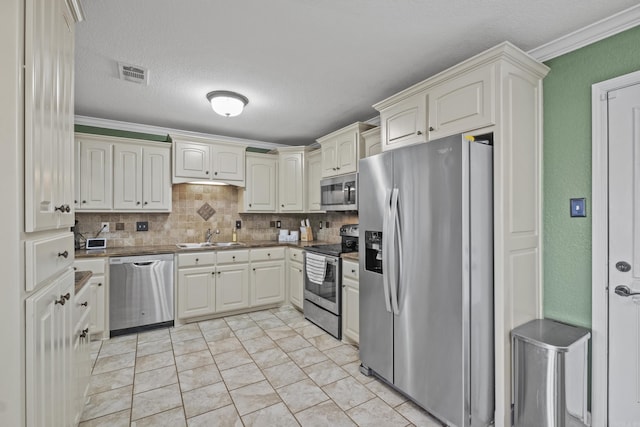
[205,228,213,243]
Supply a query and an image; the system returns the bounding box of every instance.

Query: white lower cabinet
[342,259,359,345]
[287,248,304,310]
[215,263,250,313]
[25,268,75,427]
[74,258,108,340]
[73,283,92,425]
[251,260,285,306]
[178,266,216,319]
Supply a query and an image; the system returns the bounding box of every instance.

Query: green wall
[543,26,640,328]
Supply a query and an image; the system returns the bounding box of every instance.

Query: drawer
[74,283,91,327]
[74,258,106,275]
[288,248,304,263]
[217,249,249,264]
[178,252,216,268]
[342,260,359,281]
[25,233,75,292]
[251,247,285,262]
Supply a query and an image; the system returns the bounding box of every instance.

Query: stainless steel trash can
[511,319,590,427]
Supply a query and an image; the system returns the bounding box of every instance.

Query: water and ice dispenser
[364,231,383,274]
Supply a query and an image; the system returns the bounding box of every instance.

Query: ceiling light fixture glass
[206,91,249,117]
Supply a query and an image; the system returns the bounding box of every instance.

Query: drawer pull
[429,126,435,132]
[416,130,423,135]
[63,293,70,300]
[58,250,69,258]
[97,282,102,287]
[80,328,89,338]
[351,269,356,273]
[80,301,88,307]
[55,297,66,306]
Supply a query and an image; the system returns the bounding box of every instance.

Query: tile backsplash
[75,184,358,248]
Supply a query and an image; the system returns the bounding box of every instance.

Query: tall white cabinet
[373,42,549,426]
[21,0,85,425]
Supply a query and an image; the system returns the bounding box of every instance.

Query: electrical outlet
[276,220,281,228]
[319,221,323,229]
[101,222,110,233]
[136,221,149,231]
[235,220,242,229]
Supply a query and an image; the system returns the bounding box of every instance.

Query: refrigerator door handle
[389,188,401,315]
[381,189,392,313]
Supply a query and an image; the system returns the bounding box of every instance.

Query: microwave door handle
[390,188,401,316]
[382,189,392,313]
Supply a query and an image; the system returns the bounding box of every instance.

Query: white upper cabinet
[76,136,113,211]
[278,148,305,212]
[306,149,323,212]
[240,153,278,212]
[172,135,246,185]
[427,64,495,140]
[379,91,428,151]
[113,142,171,211]
[24,0,75,232]
[317,122,376,178]
[362,127,382,158]
[76,134,171,212]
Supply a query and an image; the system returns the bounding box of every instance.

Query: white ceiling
[75,0,638,146]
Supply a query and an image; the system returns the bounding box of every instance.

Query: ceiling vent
[118,62,148,85]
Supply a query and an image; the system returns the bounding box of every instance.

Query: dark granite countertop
[74,270,92,294]
[75,240,333,258]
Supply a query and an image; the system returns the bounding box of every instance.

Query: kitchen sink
[175,242,213,249]
[176,242,245,249]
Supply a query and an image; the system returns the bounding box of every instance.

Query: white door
[608,82,640,425]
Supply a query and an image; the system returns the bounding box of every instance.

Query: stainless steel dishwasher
[109,253,174,336]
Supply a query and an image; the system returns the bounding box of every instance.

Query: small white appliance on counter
[85,237,107,250]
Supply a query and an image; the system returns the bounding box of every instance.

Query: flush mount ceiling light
[206,91,249,117]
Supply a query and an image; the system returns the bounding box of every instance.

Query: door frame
[591,69,640,427]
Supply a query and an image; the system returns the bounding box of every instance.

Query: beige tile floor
[80,305,442,427]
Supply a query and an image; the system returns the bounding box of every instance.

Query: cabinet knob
[211,271,215,275]
[336,167,340,170]
[144,201,148,205]
[80,301,88,307]
[65,204,70,212]
[416,130,423,135]
[332,167,336,171]
[195,258,199,262]
[136,201,141,205]
[55,204,66,212]
[214,172,218,176]
[57,250,69,258]
[267,253,271,257]
[299,269,302,273]
[429,126,434,132]
[218,271,221,275]
[63,293,70,300]
[55,297,66,306]
[253,268,256,271]
[206,171,209,175]
[249,204,252,207]
[98,282,102,287]
[352,269,356,273]
[281,204,284,208]
[80,328,89,338]
[82,200,86,204]
[232,256,236,260]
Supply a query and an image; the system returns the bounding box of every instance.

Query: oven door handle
[382,189,392,313]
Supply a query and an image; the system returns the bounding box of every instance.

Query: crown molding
[528,4,640,62]
[74,115,285,149]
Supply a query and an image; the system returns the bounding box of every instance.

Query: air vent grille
[118,62,148,85]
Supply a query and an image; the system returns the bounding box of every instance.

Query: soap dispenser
[232,227,237,242]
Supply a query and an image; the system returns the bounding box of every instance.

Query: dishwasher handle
[133,261,155,266]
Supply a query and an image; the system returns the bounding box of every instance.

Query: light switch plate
[570,198,586,217]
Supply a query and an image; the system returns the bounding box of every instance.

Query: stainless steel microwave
[320,173,357,211]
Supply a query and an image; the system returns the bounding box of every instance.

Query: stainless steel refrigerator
[359,134,494,427]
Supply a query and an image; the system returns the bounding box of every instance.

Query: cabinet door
[251,261,285,306]
[427,64,495,139]
[178,267,215,319]
[24,0,75,232]
[142,145,172,210]
[77,138,113,210]
[26,268,74,427]
[215,264,250,313]
[321,141,338,177]
[343,278,359,344]
[363,130,382,157]
[212,144,245,181]
[336,134,358,175]
[113,143,143,210]
[380,91,428,151]
[174,141,211,179]
[279,152,304,211]
[88,276,106,337]
[287,261,304,310]
[245,155,277,212]
[306,151,323,212]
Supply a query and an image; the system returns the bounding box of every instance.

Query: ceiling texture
[75,0,639,146]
